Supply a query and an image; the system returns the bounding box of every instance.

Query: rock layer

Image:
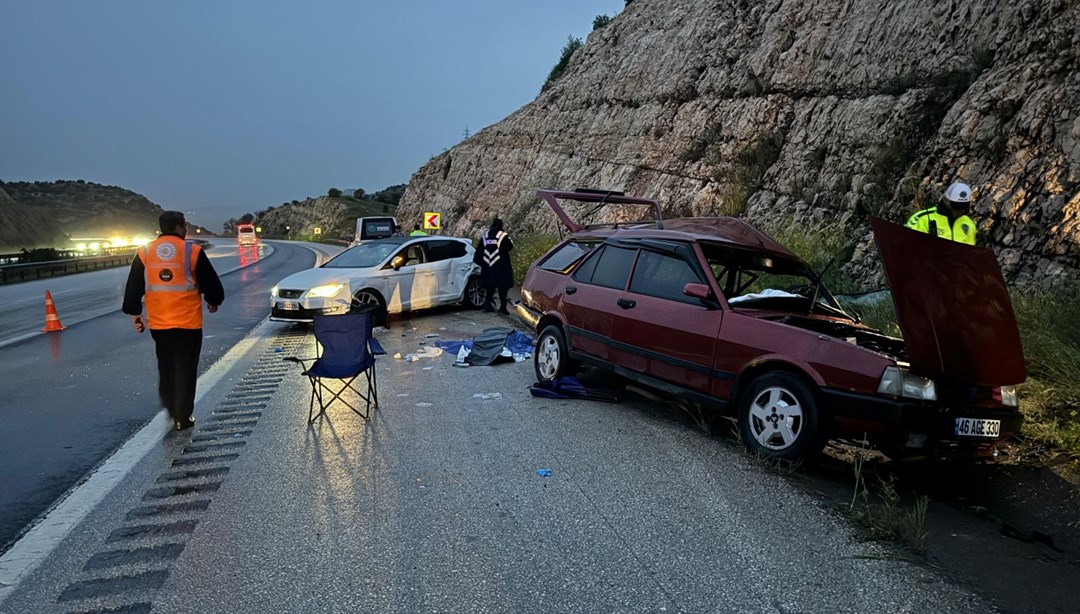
[399,0,1079,286]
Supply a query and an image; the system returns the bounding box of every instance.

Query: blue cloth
[434,330,535,356]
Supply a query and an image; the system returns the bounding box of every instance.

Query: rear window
[361,220,395,239]
[579,245,636,290]
[424,240,467,262]
[538,240,599,273]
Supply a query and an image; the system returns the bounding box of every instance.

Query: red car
[517,189,1026,460]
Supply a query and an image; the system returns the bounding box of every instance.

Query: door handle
[565,286,577,295]
[617,298,636,309]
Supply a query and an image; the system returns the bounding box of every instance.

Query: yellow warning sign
[424,212,441,230]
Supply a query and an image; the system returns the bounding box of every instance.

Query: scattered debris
[415,402,433,407]
[536,469,552,477]
[425,333,440,338]
[396,393,410,397]
[473,392,502,399]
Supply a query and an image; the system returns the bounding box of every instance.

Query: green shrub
[542,36,584,92]
[593,14,613,30]
[511,233,560,286]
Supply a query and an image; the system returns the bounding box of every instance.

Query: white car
[270,236,484,323]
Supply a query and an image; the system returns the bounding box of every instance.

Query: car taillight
[993,385,1018,407]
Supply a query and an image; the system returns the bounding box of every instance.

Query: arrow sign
[424,212,441,230]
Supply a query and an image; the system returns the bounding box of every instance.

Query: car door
[560,244,637,363]
[420,239,469,304]
[381,242,427,312]
[612,245,722,394]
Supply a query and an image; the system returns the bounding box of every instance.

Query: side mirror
[391,256,405,271]
[683,282,713,301]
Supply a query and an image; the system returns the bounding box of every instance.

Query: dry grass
[848,450,930,554]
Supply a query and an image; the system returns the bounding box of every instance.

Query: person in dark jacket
[476,217,514,314]
[123,211,225,431]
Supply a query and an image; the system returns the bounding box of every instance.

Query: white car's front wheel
[352,289,387,327]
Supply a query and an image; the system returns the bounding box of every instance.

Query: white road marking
[0,318,275,607]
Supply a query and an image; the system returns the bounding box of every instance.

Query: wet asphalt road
[0,309,994,614]
[0,241,320,551]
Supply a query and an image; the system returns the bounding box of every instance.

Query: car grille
[278,289,304,299]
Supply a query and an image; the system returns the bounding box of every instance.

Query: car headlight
[998,385,1018,407]
[306,283,344,298]
[270,286,279,298]
[877,366,937,401]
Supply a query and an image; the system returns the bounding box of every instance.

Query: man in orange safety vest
[123,211,224,431]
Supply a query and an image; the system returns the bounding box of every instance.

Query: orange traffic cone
[41,290,67,332]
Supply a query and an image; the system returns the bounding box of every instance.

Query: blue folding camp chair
[287,312,386,423]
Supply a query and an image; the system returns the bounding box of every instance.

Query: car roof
[360,236,468,246]
[536,188,799,261]
[567,217,800,261]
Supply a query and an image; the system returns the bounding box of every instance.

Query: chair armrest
[283,356,316,364]
[369,338,387,356]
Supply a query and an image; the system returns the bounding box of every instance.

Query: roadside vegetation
[511,233,559,286]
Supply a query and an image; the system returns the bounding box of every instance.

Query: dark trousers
[150,328,203,422]
[482,286,509,311]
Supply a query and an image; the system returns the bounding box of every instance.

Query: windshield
[323,242,398,269]
[701,242,854,321]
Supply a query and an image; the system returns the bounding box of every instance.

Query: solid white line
[0,318,276,606]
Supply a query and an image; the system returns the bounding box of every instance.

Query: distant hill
[225,185,407,241]
[0,184,69,252]
[2,180,164,246]
[233,196,399,241]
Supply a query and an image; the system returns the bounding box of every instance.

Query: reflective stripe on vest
[481,230,507,267]
[140,237,203,329]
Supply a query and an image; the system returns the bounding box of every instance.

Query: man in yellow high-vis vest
[905,182,977,245]
[123,211,225,431]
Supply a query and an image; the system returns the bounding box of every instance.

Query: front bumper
[269,297,350,322]
[823,388,1022,452]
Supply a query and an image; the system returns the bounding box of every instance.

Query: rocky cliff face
[399,0,1079,287]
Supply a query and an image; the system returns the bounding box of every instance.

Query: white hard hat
[944,182,973,203]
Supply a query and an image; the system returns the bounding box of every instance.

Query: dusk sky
[1,1,625,231]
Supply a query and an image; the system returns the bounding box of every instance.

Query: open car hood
[871,217,1026,386]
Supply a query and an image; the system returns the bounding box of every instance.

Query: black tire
[463,276,486,309]
[534,325,575,383]
[352,289,387,328]
[737,372,826,461]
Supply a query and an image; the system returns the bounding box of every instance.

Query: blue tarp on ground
[434,329,535,365]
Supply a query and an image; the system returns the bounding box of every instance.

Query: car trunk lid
[871,217,1026,386]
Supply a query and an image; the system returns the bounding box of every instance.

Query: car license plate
[954,417,1001,438]
[279,300,298,311]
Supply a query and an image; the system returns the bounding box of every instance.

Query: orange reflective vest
[139,236,204,330]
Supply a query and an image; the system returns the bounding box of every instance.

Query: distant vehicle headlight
[877,366,937,401]
[306,283,344,298]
